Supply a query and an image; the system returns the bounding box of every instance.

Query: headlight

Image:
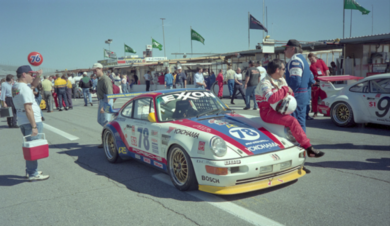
[210,136,227,157]
[284,127,297,143]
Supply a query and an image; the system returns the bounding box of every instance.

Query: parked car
[101,89,307,195]
[318,74,390,126]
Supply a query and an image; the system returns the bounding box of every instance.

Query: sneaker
[29,174,49,181]
[65,107,68,111]
[306,146,325,158]
[90,102,93,106]
[26,171,43,178]
[243,107,250,110]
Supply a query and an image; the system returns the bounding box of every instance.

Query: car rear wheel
[103,129,120,163]
[168,145,198,191]
[331,102,356,127]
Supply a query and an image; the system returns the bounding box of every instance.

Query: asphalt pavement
[0,95,389,226]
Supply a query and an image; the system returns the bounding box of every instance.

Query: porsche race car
[101,89,307,195]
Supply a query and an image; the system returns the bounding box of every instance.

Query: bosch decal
[174,129,199,138]
[201,175,219,183]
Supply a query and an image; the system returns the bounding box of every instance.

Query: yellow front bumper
[198,167,306,195]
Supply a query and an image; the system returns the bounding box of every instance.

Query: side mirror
[148,112,157,123]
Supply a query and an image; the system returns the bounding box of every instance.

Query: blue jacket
[285,53,313,103]
[165,73,173,86]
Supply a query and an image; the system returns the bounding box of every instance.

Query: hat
[177,66,182,69]
[248,60,254,65]
[83,72,88,75]
[16,65,35,74]
[92,63,103,69]
[286,39,301,47]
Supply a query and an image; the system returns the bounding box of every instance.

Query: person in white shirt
[13,65,50,181]
[256,61,267,81]
[144,71,151,91]
[67,74,76,98]
[194,67,206,89]
[230,68,246,105]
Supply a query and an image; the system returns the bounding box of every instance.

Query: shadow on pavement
[315,143,390,151]
[305,158,390,171]
[0,175,29,186]
[306,117,390,135]
[52,142,299,201]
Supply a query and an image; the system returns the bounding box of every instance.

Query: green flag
[124,44,136,54]
[191,29,205,44]
[344,0,370,15]
[152,38,163,51]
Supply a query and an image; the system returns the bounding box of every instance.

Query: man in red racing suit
[255,59,324,160]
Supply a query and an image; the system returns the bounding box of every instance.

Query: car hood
[173,113,285,156]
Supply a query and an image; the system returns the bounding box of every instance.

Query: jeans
[146,81,150,91]
[245,86,257,109]
[43,91,52,112]
[83,88,92,105]
[98,99,113,126]
[121,84,128,93]
[228,79,235,96]
[20,122,43,177]
[57,88,68,109]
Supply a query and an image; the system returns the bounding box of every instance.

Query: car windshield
[156,91,230,122]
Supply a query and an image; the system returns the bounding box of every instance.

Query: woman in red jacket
[216,70,224,99]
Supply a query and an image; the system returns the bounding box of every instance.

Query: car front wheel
[331,102,356,127]
[168,145,198,191]
[103,129,121,163]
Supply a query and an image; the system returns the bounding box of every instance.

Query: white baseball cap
[177,66,182,69]
[83,72,88,75]
[92,63,103,69]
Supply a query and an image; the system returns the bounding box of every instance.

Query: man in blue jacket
[284,39,314,132]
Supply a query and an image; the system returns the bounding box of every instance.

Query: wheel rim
[333,103,350,124]
[104,131,116,159]
[169,148,188,186]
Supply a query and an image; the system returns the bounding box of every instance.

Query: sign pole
[191,26,193,55]
[248,12,250,50]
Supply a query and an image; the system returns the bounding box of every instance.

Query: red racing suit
[255,75,311,149]
[309,59,329,113]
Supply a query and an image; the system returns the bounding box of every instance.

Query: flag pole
[343,0,345,38]
[248,12,250,50]
[350,9,352,37]
[262,0,264,40]
[372,4,373,35]
[191,26,193,55]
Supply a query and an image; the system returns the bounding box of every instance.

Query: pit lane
[0,97,389,226]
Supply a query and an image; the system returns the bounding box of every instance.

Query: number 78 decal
[137,127,150,150]
[229,128,260,140]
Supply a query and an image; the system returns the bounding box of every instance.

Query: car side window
[370,79,390,94]
[121,102,133,118]
[134,98,152,121]
[349,81,369,93]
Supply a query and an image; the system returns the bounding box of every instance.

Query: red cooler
[22,133,49,161]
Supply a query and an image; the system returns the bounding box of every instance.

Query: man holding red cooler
[308,53,329,118]
[13,65,49,181]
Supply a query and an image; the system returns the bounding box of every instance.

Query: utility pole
[161,18,166,58]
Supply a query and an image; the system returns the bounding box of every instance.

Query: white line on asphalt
[43,123,79,141]
[152,173,284,226]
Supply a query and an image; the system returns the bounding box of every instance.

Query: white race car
[101,89,307,195]
[318,74,390,126]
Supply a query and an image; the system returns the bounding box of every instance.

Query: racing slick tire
[331,101,356,127]
[167,145,198,191]
[103,129,121,163]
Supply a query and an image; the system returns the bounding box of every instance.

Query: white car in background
[319,74,390,127]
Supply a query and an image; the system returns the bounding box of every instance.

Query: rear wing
[317,75,364,82]
[103,92,146,113]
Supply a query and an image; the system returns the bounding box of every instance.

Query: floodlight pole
[161,18,166,57]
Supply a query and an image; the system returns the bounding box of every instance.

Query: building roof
[320,33,390,45]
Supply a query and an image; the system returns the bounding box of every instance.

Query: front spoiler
[198,166,306,195]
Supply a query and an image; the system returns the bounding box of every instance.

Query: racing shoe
[306,146,324,158]
[29,174,49,182]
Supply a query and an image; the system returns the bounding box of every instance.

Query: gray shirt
[246,67,260,87]
[97,75,113,100]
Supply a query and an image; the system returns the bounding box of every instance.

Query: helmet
[270,95,297,115]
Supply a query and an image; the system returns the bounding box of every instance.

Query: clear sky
[1,0,389,71]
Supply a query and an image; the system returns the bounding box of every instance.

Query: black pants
[231,81,246,104]
[146,81,150,91]
[5,96,17,127]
